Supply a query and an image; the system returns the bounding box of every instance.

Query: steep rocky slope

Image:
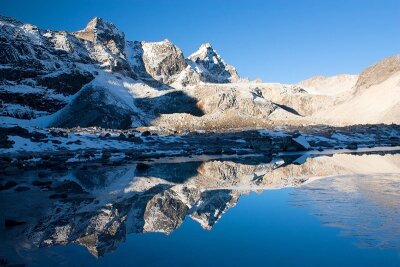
[73,17,131,73]
[0,16,95,120]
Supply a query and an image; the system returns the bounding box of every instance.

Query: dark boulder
[141,131,151,137]
[50,86,139,129]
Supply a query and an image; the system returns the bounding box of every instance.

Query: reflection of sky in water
[292,173,400,250]
[0,153,400,266]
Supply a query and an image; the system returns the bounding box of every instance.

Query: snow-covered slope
[0,16,95,121]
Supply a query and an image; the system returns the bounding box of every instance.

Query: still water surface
[1,152,399,266]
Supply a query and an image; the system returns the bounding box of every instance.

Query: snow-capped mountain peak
[189,42,218,62]
[75,17,124,44]
[73,17,129,72]
[188,43,239,83]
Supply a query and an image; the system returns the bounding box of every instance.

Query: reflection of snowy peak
[4,153,400,257]
[188,43,239,83]
[190,189,240,230]
[16,157,306,257]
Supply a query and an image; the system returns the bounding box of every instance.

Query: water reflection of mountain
[1,152,399,257]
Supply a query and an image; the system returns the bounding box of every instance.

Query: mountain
[1,16,265,130]
[312,55,400,125]
[0,15,399,130]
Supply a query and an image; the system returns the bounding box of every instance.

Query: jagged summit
[188,43,239,83]
[73,17,128,72]
[74,17,124,45]
[85,17,112,30]
[79,17,122,35]
[202,42,212,48]
[189,42,217,60]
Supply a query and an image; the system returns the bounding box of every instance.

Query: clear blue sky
[1,0,399,83]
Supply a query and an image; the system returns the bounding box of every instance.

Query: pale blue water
[1,153,400,266]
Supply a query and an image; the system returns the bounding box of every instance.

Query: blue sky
[1,0,399,83]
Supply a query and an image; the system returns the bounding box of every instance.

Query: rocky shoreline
[1,124,399,173]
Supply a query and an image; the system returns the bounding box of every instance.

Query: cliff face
[140,39,188,85]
